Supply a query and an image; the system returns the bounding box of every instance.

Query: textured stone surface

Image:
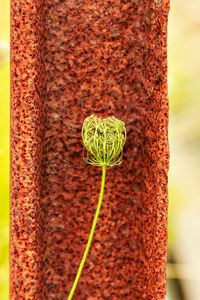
[10,0,170,299]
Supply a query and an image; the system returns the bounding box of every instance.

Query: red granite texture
[10,0,170,299]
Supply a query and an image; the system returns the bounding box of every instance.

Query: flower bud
[82,114,126,167]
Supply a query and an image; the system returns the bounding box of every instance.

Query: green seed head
[82,114,126,167]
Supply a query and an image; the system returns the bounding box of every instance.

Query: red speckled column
[10,0,170,299]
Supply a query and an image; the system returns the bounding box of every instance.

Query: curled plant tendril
[82,114,126,167]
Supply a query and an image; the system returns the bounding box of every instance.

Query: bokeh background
[0,0,199,299]
[0,0,10,298]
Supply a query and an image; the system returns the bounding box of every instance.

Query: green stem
[68,165,106,300]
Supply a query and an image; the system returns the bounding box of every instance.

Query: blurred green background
[0,0,200,299]
[0,0,9,298]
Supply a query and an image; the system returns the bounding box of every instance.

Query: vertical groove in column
[10,0,170,299]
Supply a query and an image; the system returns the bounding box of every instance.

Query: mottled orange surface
[10,0,170,299]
